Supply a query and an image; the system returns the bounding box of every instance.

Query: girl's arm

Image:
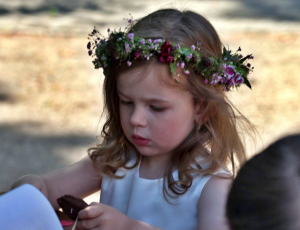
[11,155,101,210]
[197,175,231,230]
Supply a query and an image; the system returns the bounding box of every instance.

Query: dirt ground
[1,1,300,202]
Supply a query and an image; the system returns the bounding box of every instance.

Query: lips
[132,134,150,146]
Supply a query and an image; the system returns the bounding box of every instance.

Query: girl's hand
[76,202,132,230]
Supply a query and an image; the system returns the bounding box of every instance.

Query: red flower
[159,41,174,64]
[134,49,141,58]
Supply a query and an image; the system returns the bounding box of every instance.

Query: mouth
[132,134,150,146]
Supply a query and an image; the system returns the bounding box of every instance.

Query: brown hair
[88,9,256,200]
[226,134,300,230]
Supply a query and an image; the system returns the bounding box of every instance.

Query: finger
[78,204,105,220]
[75,218,101,230]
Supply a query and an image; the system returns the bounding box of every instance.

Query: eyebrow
[117,91,170,103]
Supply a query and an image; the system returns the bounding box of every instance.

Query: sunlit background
[1,0,300,200]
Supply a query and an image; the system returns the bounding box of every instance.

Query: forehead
[116,62,188,91]
[116,62,193,104]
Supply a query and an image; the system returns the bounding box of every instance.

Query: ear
[194,101,213,125]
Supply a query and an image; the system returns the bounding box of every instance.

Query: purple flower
[140,40,145,45]
[176,63,179,67]
[217,76,223,83]
[150,45,154,50]
[233,73,244,85]
[118,37,122,41]
[249,55,254,59]
[153,39,162,43]
[187,54,192,59]
[88,50,92,56]
[223,64,235,77]
[180,62,185,69]
[125,43,130,53]
[149,53,152,57]
[127,33,134,42]
[128,19,132,23]
[225,77,234,87]
[191,45,195,50]
[237,47,241,51]
[107,28,110,32]
[204,79,208,84]
[247,63,251,67]
[147,39,152,43]
[127,61,131,66]
[87,42,91,50]
[177,44,181,49]
[183,70,190,75]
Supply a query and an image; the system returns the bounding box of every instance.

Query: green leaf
[238,55,251,64]
[170,63,176,73]
[222,47,227,57]
[183,49,191,59]
[223,47,231,58]
[243,76,252,89]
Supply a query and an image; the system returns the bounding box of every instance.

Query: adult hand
[76,202,132,230]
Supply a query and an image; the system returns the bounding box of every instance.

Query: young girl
[10,8,255,230]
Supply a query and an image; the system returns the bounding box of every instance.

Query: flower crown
[87,20,254,91]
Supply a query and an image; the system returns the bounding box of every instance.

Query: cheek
[153,113,194,145]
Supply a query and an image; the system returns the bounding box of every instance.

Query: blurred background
[0,0,300,201]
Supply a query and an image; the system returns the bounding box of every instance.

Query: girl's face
[117,64,200,162]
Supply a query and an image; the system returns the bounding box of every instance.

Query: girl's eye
[150,105,165,112]
[120,100,132,105]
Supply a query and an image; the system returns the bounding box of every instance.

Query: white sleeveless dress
[100,155,229,230]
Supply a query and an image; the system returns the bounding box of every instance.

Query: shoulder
[197,174,232,230]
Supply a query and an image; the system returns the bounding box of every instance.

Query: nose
[130,106,147,127]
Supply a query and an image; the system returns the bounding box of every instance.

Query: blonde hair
[88,9,256,200]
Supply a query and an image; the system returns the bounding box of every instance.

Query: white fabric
[101,155,229,230]
[0,184,63,230]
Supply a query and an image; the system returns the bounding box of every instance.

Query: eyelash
[120,100,165,112]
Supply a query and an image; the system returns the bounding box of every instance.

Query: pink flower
[187,54,192,59]
[127,61,131,66]
[180,62,185,69]
[147,39,152,43]
[204,79,208,84]
[177,44,181,49]
[191,45,195,50]
[183,70,190,75]
[140,40,145,45]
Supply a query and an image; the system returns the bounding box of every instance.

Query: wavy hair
[88,8,256,200]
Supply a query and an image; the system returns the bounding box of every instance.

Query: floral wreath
[87,19,254,91]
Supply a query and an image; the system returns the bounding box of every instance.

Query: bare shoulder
[197,174,232,230]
